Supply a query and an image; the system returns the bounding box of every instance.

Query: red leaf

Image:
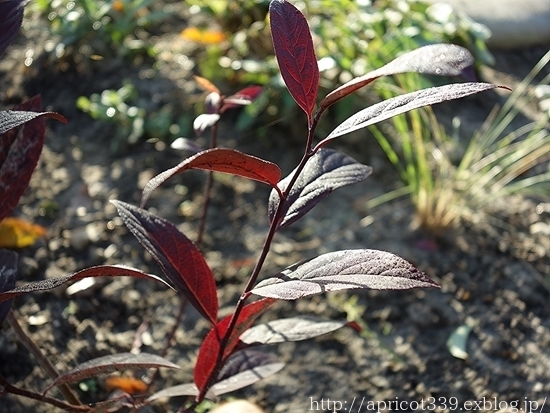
[251,249,439,300]
[269,0,319,123]
[194,298,276,392]
[112,201,218,324]
[221,85,263,112]
[0,96,67,221]
[140,148,281,207]
[0,265,174,305]
[43,353,179,395]
[0,249,17,324]
[319,44,477,111]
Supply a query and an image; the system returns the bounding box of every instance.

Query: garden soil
[1,5,549,413]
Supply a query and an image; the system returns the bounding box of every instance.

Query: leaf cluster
[28,0,168,62]
[0,1,504,412]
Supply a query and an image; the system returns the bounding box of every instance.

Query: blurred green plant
[185,0,492,132]
[29,0,168,61]
[363,51,550,234]
[76,81,184,153]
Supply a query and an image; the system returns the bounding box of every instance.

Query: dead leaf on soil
[0,217,47,248]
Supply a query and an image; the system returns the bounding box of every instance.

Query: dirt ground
[1,3,550,413]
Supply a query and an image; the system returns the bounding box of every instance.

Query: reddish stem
[192,110,324,404]
[0,373,89,413]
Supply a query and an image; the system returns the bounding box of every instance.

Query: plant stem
[144,298,188,390]
[197,122,219,246]
[7,310,82,406]
[0,373,89,413]
[192,111,324,405]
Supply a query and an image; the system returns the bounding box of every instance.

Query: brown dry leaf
[0,217,47,248]
[194,75,221,94]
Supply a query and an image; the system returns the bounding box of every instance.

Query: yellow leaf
[0,217,47,248]
[181,27,226,45]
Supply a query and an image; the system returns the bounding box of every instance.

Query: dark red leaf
[268,148,372,229]
[0,96,67,222]
[140,148,281,207]
[194,298,276,392]
[319,44,477,111]
[43,353,179,395]
[220,85,263,112]
[0,0,25,57]
[112,201,218,324]
[240,316,348,345]
[212,350,284,396]
[269,0,319,123]
[251,249,439,300]
[0,249,17,324]
[0,265,173,305]
[317,83,503,149]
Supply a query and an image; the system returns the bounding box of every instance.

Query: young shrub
[0,1,505,411]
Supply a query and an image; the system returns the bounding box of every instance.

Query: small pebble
[210,400,264,413]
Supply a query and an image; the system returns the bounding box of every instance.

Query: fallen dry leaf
[105,376,148,394]
[181,27,226,44]
[0,217,47,248]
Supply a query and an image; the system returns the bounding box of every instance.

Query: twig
[0,372,88,412]
[7,310,82,406]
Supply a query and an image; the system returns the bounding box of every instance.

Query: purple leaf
[140,148,281,207]
[0,249,17,324]
[43,353,179,395]
[270,0,319,123]
[212,350,284,396]
[112,201,218,324]
[268,148,372,229]
[147,383,200,402]
[251,249,439,300]
[320,44,477,110]
[0,265,174,305]
[240,316,348,345]
[148,351,284,402]
[0,0,25,57]
[0,97,68,222]
[317,82,503,149]
[0,110,66,136]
